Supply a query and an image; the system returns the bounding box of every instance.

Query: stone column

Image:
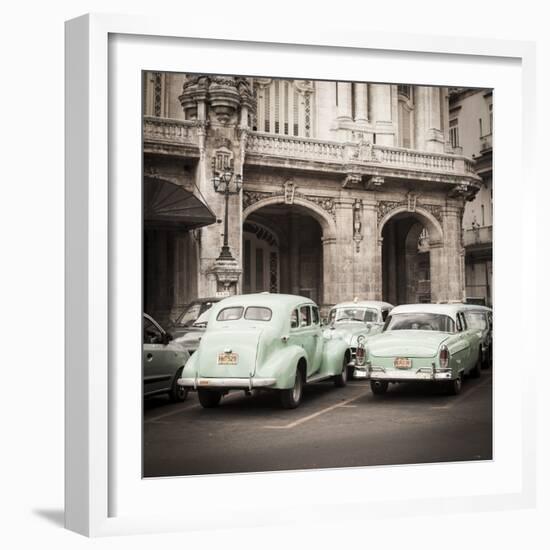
[429,204,465,302]
[336,82,352,121]
[414,86,445,153]
[322,236,338,306]
[354,198,381,300]
[289,213,300,295]
[386,221,398,304]
[370,84,394,146]
[354,83,369,123]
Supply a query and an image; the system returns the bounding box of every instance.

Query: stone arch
[243,195,337,240]
[378,205,444,246]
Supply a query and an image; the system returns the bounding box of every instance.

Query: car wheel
[370,380,388,395]
[448,373,463,395]
[197,389,222,408]
[470,350,482,379]
[334,355,348,387]
[280,368,304,409]
[169,368,188,403]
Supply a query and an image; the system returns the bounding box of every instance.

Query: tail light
[356,346,366,366]
[439,345,449,369]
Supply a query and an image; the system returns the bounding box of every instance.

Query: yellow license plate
[394,357,411,369]
[217,352,238,365]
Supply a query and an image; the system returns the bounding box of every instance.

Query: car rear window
[244,306,272,321]
[216,307,244,321]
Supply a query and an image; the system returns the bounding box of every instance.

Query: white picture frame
[65,13,537,537]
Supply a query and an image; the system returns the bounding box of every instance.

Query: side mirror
[162,332,173,345]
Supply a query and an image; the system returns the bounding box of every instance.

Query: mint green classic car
[324,300,394,377]
[355,303,484,396]
[177,293,351,409]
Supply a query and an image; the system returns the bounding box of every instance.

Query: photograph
[141,72,494,478]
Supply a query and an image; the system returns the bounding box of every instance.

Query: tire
[197,389,222,408]
[447,373,463,395]
[334,355,349,387]
[169,368,188,403]
[280,368,304,409]
[470,350,482,379]
[370,380,388,395]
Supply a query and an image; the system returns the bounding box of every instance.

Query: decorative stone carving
[376,199,443,224]
[179,75,256,125]
[284,180,296,204]
[353,199,363,252]
[242,188,336,220]
[365,175,384,190]
[342,173,362,188]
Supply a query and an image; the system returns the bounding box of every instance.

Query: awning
[144,177,216,230]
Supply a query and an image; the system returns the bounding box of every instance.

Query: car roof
[461,304,492,312]
[390,303,471,316]
[215,292,316,310]
[331,300,393,310]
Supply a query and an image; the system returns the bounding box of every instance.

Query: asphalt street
[143,370,493,477]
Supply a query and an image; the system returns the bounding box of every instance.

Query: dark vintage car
[143,313,190,402]
[170,297,221,353]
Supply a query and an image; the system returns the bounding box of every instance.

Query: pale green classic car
[354,303,484,395]
[177,293,351,409]
[324,300,394,376]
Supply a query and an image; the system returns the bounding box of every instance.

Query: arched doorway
[380,209,443,305]
[243,203,325,304]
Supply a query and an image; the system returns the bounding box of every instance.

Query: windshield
[192,309,211,327]
[329,307,378,324]
[384,313,456,333]
[175,301,214,327]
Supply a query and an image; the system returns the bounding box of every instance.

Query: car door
[294,305,318,378]
[452,312,472,372]
[310,305,324,371]
[461,311,482,370]
[143,315,182,395]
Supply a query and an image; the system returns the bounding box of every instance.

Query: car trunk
[369,331,448,358]
[198,327,264,378]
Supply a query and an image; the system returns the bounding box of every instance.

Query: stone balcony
[143,116,201,158]
[463,225,493,248]
[480,133,493,153]
[143,117,479,185]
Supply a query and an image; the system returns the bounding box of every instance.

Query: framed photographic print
[65,13,537,536]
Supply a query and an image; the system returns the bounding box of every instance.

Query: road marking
[144,391,249,423]
[264,390,370,429]
[430,377,492,410]
[145,404,201,423]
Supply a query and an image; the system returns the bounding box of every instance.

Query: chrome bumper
[369,366,452,381]
[178,376,277,390]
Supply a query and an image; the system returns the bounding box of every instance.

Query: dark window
[381,309,390,322]
[244,307,272,321]
[216,307,244,321]
[385,313,456,333]
[143,317,164,344]
[312,307,320,325]
[290,309,299,329]
[300,306,311,327]
[456,314,463,332]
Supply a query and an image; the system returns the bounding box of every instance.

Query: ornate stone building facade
[449,88,493,306]
[143,73,482,322]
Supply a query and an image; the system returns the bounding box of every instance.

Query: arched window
[254,79,314,137]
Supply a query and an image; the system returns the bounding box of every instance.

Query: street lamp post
[212,156,242,261]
